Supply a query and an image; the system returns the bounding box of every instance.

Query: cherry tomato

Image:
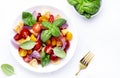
[51,37,57,47]
[20,28,31,39]
[46,39,51,46]
[14,33,22,41]
[65,32,73,41]
[50,54,59,61]
[64,40,70,52]
[33,40,42,51]
[44,45,53,55]
[23,55,32,63]
[19,48,27,57]
[39,16,48,22]
[32,23,43,33]
[49,15,54,23]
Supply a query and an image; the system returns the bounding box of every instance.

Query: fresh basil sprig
[1,64,14,76]
[41,50,50,67]
[20,40,36,50]
[22,12,36,26]
[41,18,66,42]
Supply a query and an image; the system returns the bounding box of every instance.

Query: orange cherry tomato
[32,23,43,33]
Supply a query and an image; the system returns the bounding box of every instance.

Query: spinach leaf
[53,47,66,59]
[53,18,66,27]
[20,40,36,50]
[1,64,14,76]
[50,26,60,37]
[41,30,51,42]
[22,12,36,26]
[41,51,50,67]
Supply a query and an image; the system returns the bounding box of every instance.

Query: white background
[0,0,120,78]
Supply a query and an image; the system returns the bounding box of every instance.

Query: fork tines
[80,51,94,66]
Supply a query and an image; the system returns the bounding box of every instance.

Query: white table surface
[0,0,120,78]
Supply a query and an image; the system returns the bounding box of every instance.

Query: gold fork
[75,51,94,76]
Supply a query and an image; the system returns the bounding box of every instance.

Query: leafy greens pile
[67,0,101,19]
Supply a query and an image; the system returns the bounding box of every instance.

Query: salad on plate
[13,10,73,67]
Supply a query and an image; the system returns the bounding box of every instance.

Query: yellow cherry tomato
[51,37,57,47]
[39,16,48,22]
[19,49,27,57]
[66,32,73,41]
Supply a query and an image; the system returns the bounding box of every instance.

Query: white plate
[9,5,78,73]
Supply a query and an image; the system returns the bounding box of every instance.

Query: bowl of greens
[67,0,101,19]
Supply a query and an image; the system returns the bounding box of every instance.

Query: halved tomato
[50,54,59,61]
[32,23,44,33]
[20,28,31,39]
[64,40,70,52]
[14,33,22,41]
[48,15,54,23]
[44,45,53,55]
[23,55,32,63]
[33,40,42,51]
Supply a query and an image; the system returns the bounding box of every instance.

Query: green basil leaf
[1,64,14,76]
[53,47,66,58]
[50,26,60,37]
[20,40,36,50]
[41,51,50,67]
[22,12,36,26]
[41,30,51,42]
[41,49,46,58]
[53,18,66,27]
[42,21,52,29]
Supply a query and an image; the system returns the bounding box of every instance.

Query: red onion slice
[31,51,40,59]
[23,26,32,29]
[60,23,68,29]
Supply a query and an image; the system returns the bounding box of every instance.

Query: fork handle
[75,66,81,76]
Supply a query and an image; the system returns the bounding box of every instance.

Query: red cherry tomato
[50,54,59,61]
[23,55,32,63]
[49,15,54,23]
[33,40,42,51]
[44,45,53,55]
[32,23,44,33]
[20,28,31,39]
[14,33,22,41]
[64,40,70,52]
